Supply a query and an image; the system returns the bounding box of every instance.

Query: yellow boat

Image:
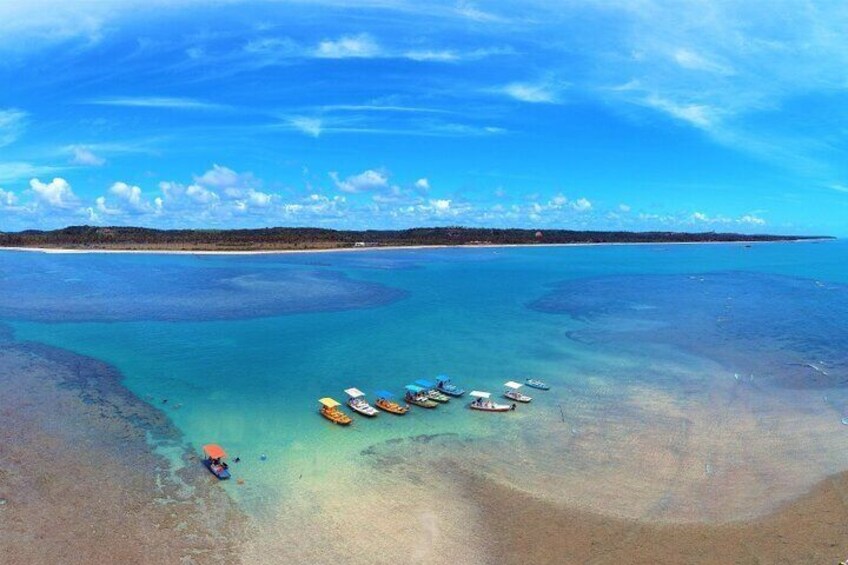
[319,397,352,425]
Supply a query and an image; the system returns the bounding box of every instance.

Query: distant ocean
[2,240,847,555]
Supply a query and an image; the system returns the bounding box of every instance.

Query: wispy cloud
[0,108,27,147]
[68,145,106,166]
[314,33,382,59]
[86,96,227,110]
[497,81,564,103]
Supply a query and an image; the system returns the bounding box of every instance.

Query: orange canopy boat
[202,444,231,479]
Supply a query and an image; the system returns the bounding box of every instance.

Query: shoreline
[0,237,833,256]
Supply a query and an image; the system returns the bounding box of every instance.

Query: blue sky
[1,1,846,234]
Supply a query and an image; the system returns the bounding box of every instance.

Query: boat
[345,387,379,417]
[414,379,450,403]
[374,390,409,415]
[525,378,550,391]
[468,390,514,412]
[319,397,352,425]
[202,444,231,480]
[405,385,438,408]
[435,375,465,397]
[503,381,532,403]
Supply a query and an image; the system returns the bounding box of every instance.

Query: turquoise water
[2,241,848,545]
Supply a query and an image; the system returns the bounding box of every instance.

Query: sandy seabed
[2,330,848,564]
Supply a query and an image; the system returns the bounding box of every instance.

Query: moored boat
[319,397,352,425]
[504,381,532,403]
[414,379,450,402]
[202,443,231,480]
[374,390,409,415]
[345,387,379,417]
[468,390,514,412]
[525,378,550,391]
[405,385,438,408]
[435,375,465,397]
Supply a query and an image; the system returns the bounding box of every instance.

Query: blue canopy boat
[405,384,438,408]
[435,375,465,397]
[525,378,550,391]
[414,379,450,402]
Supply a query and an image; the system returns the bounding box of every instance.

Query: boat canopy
[344,387,365,398]
[469,390,491,399]
[414,379,435,388]
[202,444,227,460]
[504,381,523,390]
[319,397,341,408]
[375,390,394,398]
[405,384,424,393]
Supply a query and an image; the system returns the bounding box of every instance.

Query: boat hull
[348,402,379,417]
[375,399,409,415]
[407,397,438,408]
[437,386,465,397]
[321,408,352,425]
[505,392,532,403]
[205,459,231,480]
[469,404,513,412]
[525,380,550,390]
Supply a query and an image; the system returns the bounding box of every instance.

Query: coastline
[0,237,832,256]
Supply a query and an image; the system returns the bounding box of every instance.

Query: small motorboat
[319,397,352,425]
[345,387,379,417]
[405,385,438,408]
[435,375,465,397]
[504,381,532,403]
[374,390,409,415]
[414,379,450,403]
[202,444,231,480]
[525,378,550,391]
[468,390,514,412]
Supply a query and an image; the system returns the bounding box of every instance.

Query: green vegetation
[0,225,830,251]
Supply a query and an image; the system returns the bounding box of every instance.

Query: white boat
[345,387,379,417]
[468,390,514,412]
[503,381,532,403]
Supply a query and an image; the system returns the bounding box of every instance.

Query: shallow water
[3,241,847,555]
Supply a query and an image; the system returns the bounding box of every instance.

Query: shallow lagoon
[3,241,847,558]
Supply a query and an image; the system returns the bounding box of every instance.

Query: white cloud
[673,49,734,75]
[571,197,592,212]
[643,95,715,129]
[619,204,631,212]
[499,82,561,103]
[289,117,322,137]
[330,169,389,193]
[108,181,151,213]
[430,198,451,212]
[29,177,77,208]
[87,97,225,110]
[185,183,219,205]
[0,108,27,147]
[739,214,766,226]
[415,178,430,192]
[95,195,121,215]
[404,50,459,62]
[69,145,105,166]
[315,33,380,59]
[0,187,17,206]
